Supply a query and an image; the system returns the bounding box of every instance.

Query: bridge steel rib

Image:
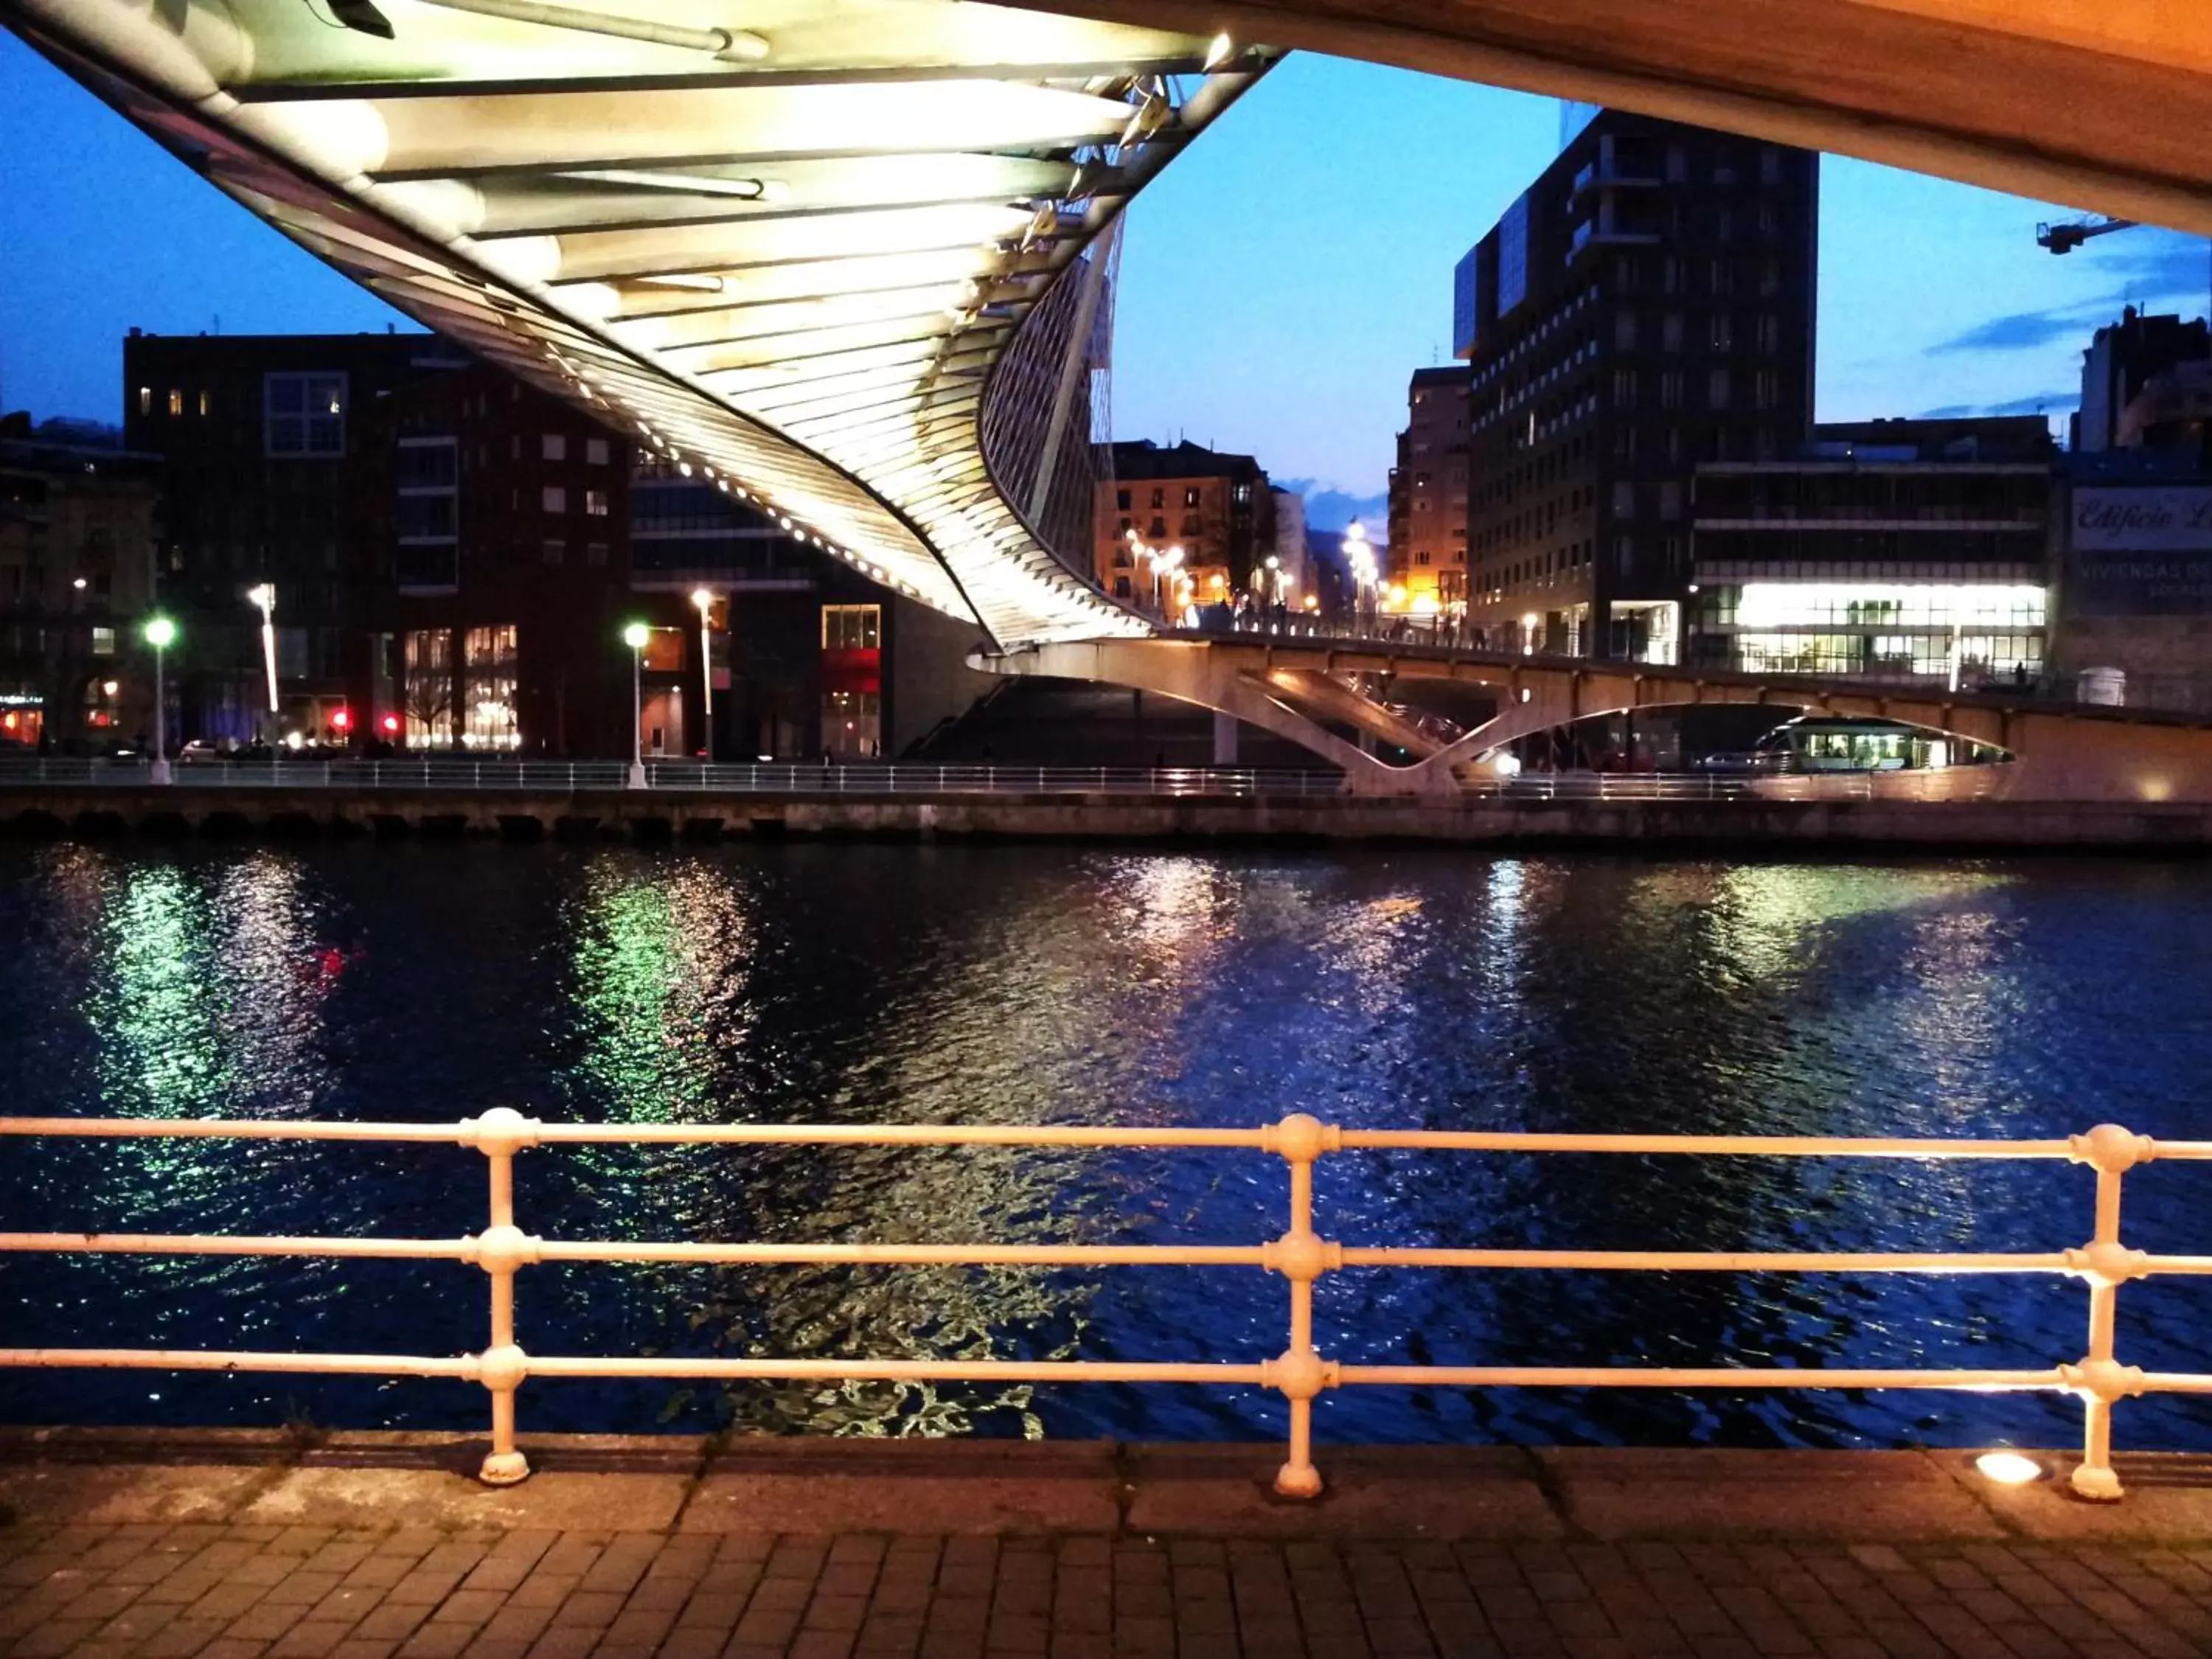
[2,0,1273,648]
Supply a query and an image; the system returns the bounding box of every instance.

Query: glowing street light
[246,582,278,722]
[691,588,715,760]
[622,621,650,789]
[143,614,175,785]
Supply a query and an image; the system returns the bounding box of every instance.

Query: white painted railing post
[1262,1112,1342,1498]
[2063,1123,2153,1501]
[463,1107,543,1486]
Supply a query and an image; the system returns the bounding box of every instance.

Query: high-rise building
[1454,111,1818,661]
[122,327,461,741]
[346,363,989,762]
[1385,367,1470,613]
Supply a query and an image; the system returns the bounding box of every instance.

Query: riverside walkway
[6,1433,2212,1659]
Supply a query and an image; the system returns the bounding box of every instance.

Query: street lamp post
[622,621,650,789]
[143,615,175,785]
[691,588,714,761]
[246,582,277,734]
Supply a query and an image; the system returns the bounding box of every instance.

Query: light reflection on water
[3,841,2212,1454]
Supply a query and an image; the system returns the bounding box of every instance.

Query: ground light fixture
[622,622,650,789]
[1974,1450,2046,1486]
[142,615,176,786]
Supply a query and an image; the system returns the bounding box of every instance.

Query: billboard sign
[2069,485,2212,614]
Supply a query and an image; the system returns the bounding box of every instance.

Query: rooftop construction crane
[2036,216,2138,252]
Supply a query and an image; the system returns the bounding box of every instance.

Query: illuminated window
[197,390,209,417]
[541,434,567,462]
[167,389,182,417]
[136,387,150,416]
[585,438,610,465]
[585,489,609,517]
[403,629,456,746]
[541,485,566,513]
[462,625,520,749]
[821,603,881,650]
[91,627,115,655]
[264,372,347,456]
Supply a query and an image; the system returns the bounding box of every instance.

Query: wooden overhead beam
[1025,0,2212,233]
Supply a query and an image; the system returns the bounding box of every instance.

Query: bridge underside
[1043,0,2212,240]
[985,637,2212,802]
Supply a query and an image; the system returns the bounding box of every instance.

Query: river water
[2,840,2211,1455]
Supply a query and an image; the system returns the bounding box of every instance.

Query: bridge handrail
[0,1112,2195,1500]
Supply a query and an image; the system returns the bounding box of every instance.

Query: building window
[1149,516,1166,538]
[1611,369,1637,408]
[136,387,151,417]
[586,437,610,466]
[264,372,347,456]
[1710,314,1733,352]
[1116,488,1131,510]
[1614,311,1638,349]
[542,485,566,513]
[1708,369,1731,409]
[585,489,609,517]
[91,627,115,655]
[1180,514,1200,535]
[585,542,608,566]
[1755,369,1781,409]
[167,389,182,417]
[822,602,881,650]
[1184,487,1201,508]
[1612,481,1636,515]
[543,539,566,566]
[541,434,567,462]
[1660,371,1683,411]
[197,391,210,417]
[1658,482,1683,520]
[404,629,456,747]
[1416,550,1430,566]
[462,624,520,749]
[1662,312,1683,352]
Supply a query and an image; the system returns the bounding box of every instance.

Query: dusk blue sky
[5,34,2209,531]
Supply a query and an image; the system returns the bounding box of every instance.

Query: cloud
[1275,477,1388,533]
[2081,232,2211,308]
[1930,308,2093,354]
[1911,391,2076,421]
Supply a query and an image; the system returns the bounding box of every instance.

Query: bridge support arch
[981,637,2212,804]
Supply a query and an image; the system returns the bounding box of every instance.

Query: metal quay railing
[2,1111,2208,1500]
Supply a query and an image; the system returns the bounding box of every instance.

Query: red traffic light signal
[331,708,352,731]
[380,713,400,734]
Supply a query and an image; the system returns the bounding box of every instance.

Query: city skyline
[4,35,2210,532]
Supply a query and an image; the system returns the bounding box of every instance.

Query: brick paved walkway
[10,1518,2212,1659]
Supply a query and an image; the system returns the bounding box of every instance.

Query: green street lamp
[622,622,650,788]
[143,615,176,785]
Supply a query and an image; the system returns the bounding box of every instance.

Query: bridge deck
[5,1432,2211,1659]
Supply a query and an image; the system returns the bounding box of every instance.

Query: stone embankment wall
[2,787,2211,849]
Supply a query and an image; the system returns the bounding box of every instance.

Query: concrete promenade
[9,785,2212,850]
[7,1433,2212,1658]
